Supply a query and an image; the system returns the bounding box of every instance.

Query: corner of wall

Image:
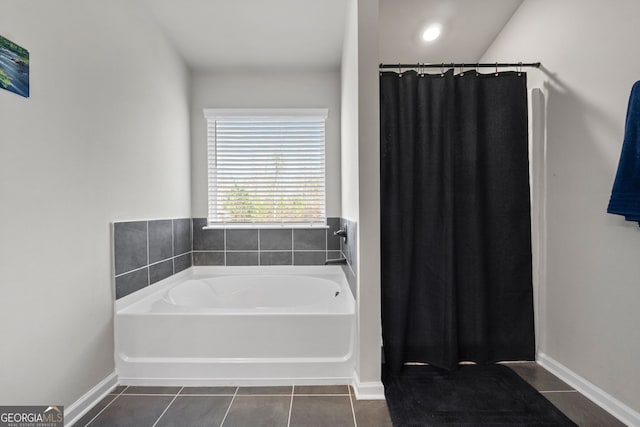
[353,0,382,385]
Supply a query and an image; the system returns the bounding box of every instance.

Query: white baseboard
[538,352,640,427]
[351,372,385,400]
[118,376,352,387]
[65,372,117,427]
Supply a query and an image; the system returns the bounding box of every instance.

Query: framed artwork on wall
[0,34,29,98]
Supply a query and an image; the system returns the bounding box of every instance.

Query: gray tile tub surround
[339,217,357,299]
[340,217,357,271]
[260,228,294,266]
[227,251,259,266]
[193,251,225,266]
[148,220,172,263]
[113,218,193,299]
[326,216,342,251]
[115,268,149,300]
[173,218,192,256]
[260,251,293,266]
[192,218,224,250]
[191,217,343,266]
[260,228,292,250]
[292,227,327,266]
[227,229,259,250]
[114,221,147,275]
[293,228,326,250]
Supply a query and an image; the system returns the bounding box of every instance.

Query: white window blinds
[204,109,328,227]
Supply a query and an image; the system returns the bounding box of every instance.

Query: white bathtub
[115,266,355,386]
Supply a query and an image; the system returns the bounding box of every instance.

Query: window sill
[203,223,329,230]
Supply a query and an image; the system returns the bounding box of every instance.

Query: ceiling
[138,0,523,72]
[138,0,348,71]
[379,0,524,64]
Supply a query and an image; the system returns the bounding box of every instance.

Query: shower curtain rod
[379,62,541,70]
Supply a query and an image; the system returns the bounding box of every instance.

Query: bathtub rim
[115,265,355,314]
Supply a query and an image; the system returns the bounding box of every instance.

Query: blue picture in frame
[0,34,29,98]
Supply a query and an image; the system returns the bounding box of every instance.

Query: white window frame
[204,108,328,228]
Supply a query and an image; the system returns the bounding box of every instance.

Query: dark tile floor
[72,363,625,426]
[73,384,392,427]
[506,362,626,427]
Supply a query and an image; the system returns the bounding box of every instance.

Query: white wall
[0,0,190,407]
[341,0,360,223]
[483,0,640,412]
[190,70,342,217]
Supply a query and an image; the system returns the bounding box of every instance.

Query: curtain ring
[440,62,444,77]
[398,63,402,77]
[476,62,480,76]
[495,62,499,76]
[518,61,523,76]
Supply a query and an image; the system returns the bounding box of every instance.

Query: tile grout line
[192,249,326,252]
[114,264,147,278]
[348,385,358,427]
[287,386,295,427]
[325,224,328,262]
[257,229,261,265]
[291,393,351,397]
[169,393,236,397]
[233,394,294,397]
[291,229,295,265]
[223,229,227,266]
[171,219,175,275]
[151,386,183,427]
[116,393,183,396]
[190,217,193,259]
[218,386,238,427]
[115,252,190,279]
[84,393,122,427]
[146,221,150,286]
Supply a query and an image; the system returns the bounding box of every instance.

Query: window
[204,108,328,227]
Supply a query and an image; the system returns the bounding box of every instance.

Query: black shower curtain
[380,70,535,372]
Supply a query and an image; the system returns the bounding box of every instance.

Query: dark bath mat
[383,364,576,426]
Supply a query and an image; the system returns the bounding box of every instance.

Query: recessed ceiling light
[422,24,442,42]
